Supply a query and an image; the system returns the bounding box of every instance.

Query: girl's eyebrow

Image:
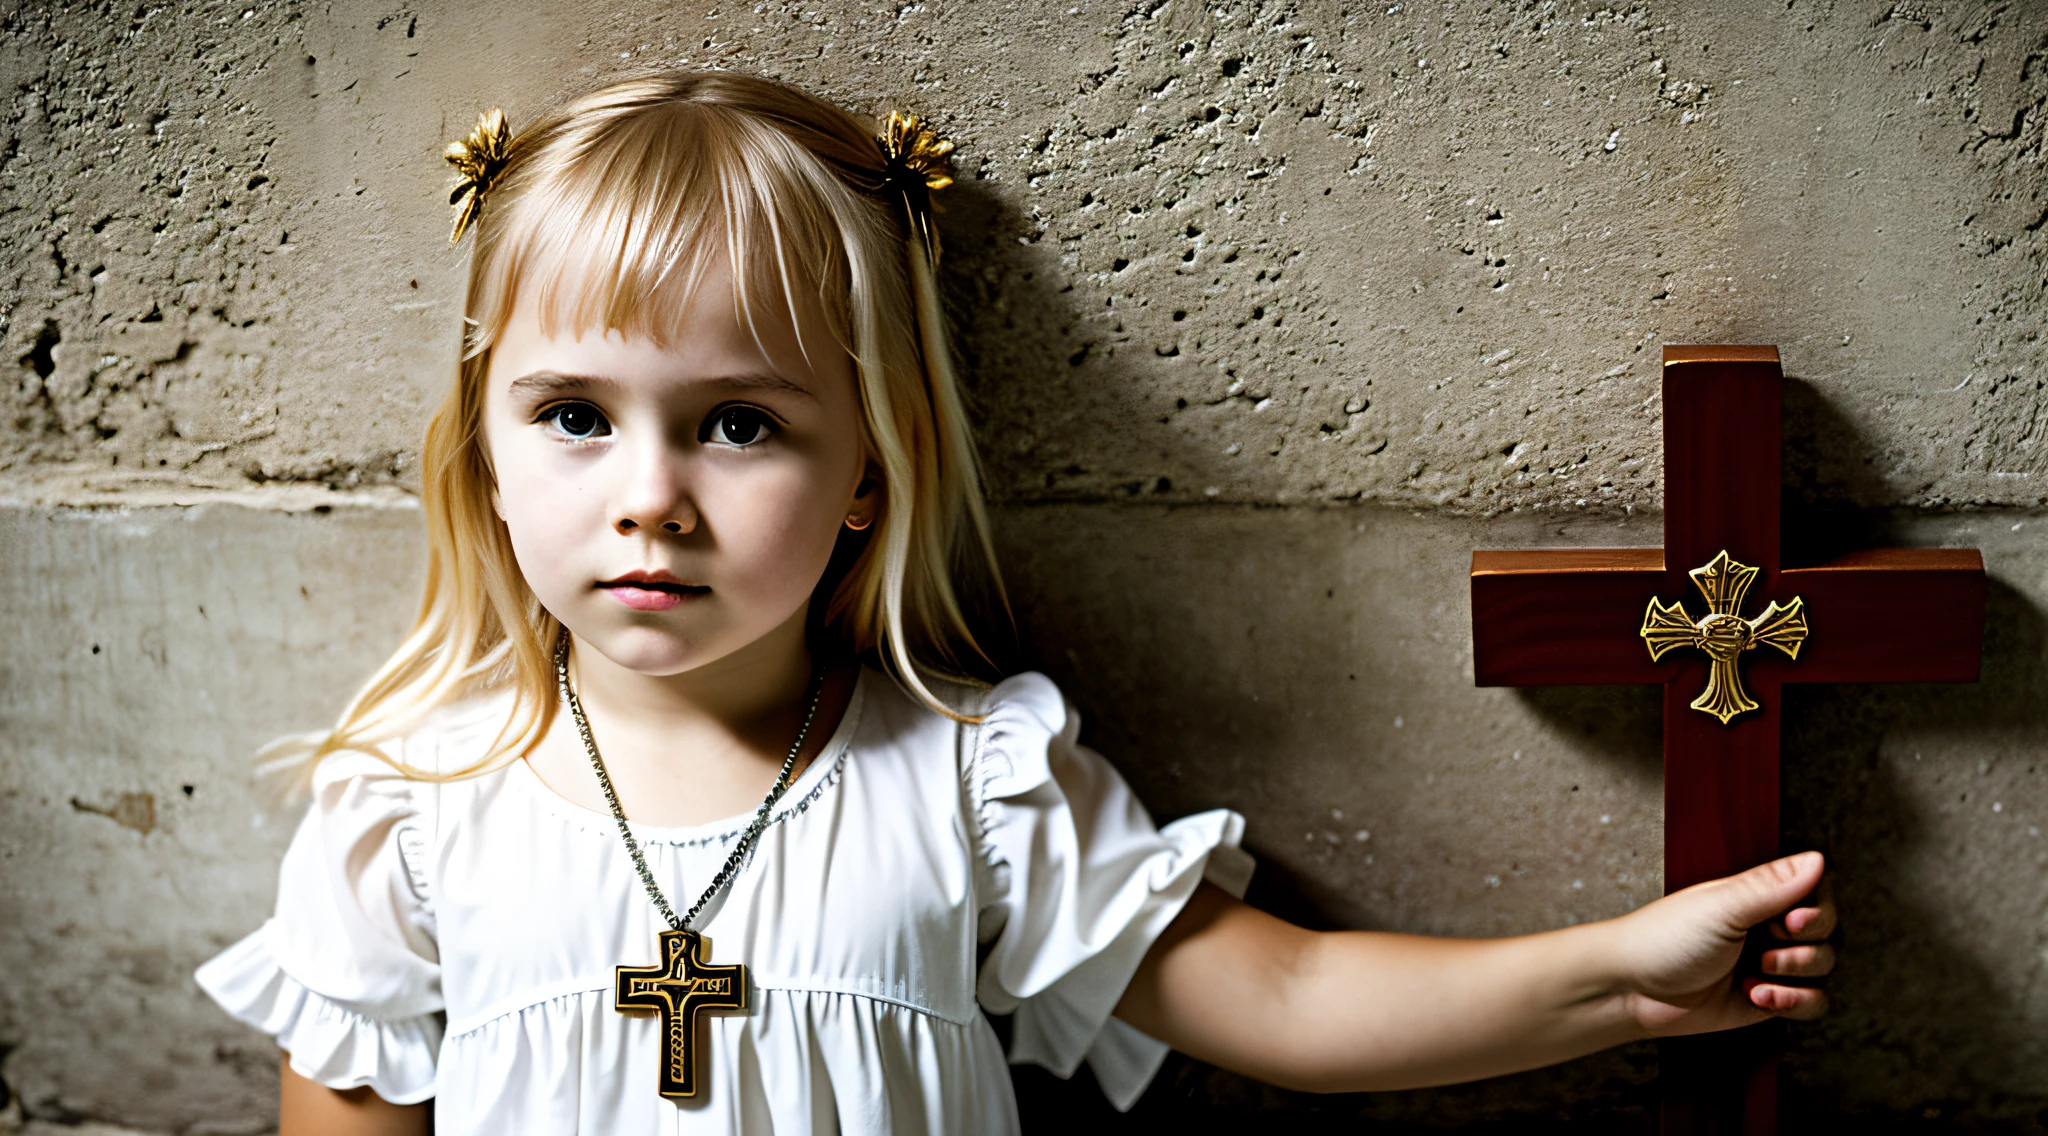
[505,370,815,399]
[505,371,623,400]
[712,371,815,397]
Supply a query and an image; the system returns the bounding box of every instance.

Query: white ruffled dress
[196,670,1252,1133]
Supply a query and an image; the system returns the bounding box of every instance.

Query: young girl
[195,71,1837,1134]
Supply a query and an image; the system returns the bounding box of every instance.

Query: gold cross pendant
[1640,550,1811,724]
[615,929,747,1098]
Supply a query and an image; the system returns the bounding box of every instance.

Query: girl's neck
[566,611,816,742]
[527,608,859,828]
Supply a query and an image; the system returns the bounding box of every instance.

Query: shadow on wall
[1778,574,2048,1127]
[1780,379,2047,1122]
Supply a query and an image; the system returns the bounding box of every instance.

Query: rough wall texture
[4,0,2048,1131]
[6,0,2048,510]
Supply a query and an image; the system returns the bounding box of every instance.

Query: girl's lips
[604,586,689,611]
[596,577,710,611]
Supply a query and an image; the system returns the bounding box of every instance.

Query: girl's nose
[614,510,695,536]
[611,448,698,537]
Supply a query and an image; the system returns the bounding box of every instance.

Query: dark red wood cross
[1468,346,1985,1133]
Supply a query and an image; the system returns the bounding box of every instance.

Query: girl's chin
[563,621,715,676]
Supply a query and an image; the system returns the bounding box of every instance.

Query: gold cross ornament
[1640,551,1810,724]
[615,929,747,1098]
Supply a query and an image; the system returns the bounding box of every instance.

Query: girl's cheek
[689,471,837,614]
[741,466,844,561]
[498,463,591,586]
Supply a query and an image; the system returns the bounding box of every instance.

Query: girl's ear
[844,465,883,532]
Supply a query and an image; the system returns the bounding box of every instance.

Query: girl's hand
[1611,851,1837,1037]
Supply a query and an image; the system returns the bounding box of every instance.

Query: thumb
[1693,851,1825,935]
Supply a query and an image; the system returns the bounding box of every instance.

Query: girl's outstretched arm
[280,1058,432,1136]
[1114,851,1835,1093]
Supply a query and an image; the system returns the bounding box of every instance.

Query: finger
[1760,942,1837,978]
[1771,872,1838,941]
[1745,979,1829,1021]
[1696,851,1826,936]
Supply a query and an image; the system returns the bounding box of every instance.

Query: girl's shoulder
[859,668,1070,746]
[960,672,1077,794]
[858,668,1078,799]
[963,672,1073,766]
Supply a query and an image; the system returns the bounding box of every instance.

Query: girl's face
[482,259,872,677]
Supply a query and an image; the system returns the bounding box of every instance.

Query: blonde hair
[267,71,1003,781]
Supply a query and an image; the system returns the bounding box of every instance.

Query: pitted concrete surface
[4,1,2048,511]
[4,0,2048,1130]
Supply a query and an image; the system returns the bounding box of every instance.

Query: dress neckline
[506,669,869,846]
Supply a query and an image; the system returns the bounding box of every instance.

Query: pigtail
[854,112,1011,718]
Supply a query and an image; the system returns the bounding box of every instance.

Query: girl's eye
[543,402,610,440]
[708,405,775,447]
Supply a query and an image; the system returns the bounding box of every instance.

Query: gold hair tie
[445,107,513,245]
[876,111,955,267]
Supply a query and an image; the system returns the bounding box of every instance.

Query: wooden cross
[615,929,747,1099]
[1468,346,1984,1134]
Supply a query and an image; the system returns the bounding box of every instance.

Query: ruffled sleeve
[195,748,443,1104]
[969,673,1255,1112]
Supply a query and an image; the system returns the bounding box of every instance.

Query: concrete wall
[3,0,2046,1129]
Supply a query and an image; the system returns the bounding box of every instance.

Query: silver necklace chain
[553,633,825,933]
